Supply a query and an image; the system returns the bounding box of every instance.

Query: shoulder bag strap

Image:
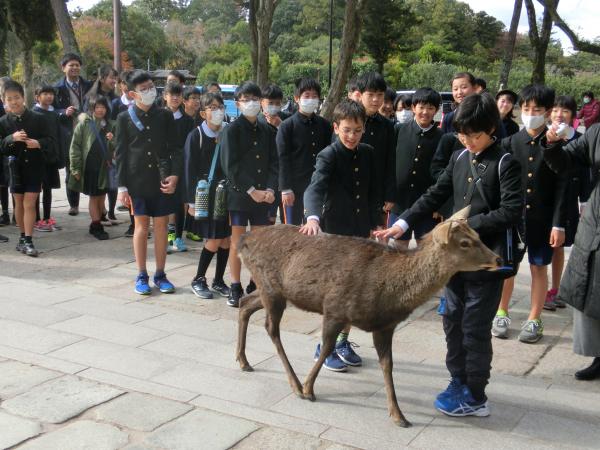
[208,143,221,185]
[127,105,145,132]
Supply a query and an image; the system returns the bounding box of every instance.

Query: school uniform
[304,140,379,238]
[500,128,568,265]
[32,105,66,189]
[502,116,520,137]
[220,114,278,226]
[392,120,443,238]
[111,94,133,121]
[276,111,332,225]
[397,141,523,396]
[0,109,56,193]
[114,104,183,217]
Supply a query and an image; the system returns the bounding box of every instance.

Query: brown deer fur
[235,206,502,427]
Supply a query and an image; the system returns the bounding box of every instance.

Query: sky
[67,0,598,54]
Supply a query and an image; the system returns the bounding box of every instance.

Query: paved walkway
[0,184,598,449]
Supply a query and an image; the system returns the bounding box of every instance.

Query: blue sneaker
[153,273,175,294]
[135,274,152,295]
[436,377,464,402]
[434,385,490,417]
[437,297,447,315]
[314,344,347,372]
[173,237,187,252]
[335,339,362,366]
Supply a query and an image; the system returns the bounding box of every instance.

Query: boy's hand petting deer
[235,206,502,427]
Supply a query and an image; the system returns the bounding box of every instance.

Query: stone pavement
[0,185,599,449]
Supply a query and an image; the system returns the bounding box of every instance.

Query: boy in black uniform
[376,93,523,417]
[183,86,202,127]
[115,70,183,296]
[220,81,278,307]
[302,99,379,372]
[356,72,396,224]
[0,80,56,256]
[277,78,332,225]
[391,87,443,249]
[492,85,567,343]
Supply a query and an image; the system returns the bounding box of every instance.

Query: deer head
[432,206,503,272]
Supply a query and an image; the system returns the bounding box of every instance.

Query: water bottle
[213,180,228,220]
[194,179,209,220]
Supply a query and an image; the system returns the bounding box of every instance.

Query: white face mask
[521,113,546,130]
[583,97,591,104]
[396,110,414,123]
[240,100,261,117]
[299,98,320,114]
[209,109,225,126]
[265,105,281,116]
[138,87,157,106]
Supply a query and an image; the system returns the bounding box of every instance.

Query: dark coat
[543,123,600,319]
[303,141,379,238]
[502,116,520,137]
[53,77,93,146]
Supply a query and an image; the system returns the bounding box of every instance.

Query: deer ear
[447,206,471,222]
[432,221,452,246]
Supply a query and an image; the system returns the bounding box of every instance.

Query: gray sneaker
[492,314,511,339]
[518,319,544,343]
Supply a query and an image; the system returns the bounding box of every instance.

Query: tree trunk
[248,0,278,88]
[524,0,555,85]
[50,0,80,55]
[321,0,366,121]
[498,0,523,90]
[248,0,258,80]
[23,45,34,106]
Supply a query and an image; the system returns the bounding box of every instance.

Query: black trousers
[443,274,503,392]
[65,159,80,208]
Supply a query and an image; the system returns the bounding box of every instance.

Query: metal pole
[113,0,121,72]
[328,0,333,89]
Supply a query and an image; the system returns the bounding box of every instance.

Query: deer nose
[495,257,503,266]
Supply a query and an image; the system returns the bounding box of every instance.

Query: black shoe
[246,279,257,295]
[0,234,8,243]
[227,283,243,308]
[125,225,135,237]
[24,242,39,257]
[16,238,26,253]
[0,213,9,226]
[212,279,231,298]
[191,277,214,299]
[117,205,129,212]
[575,357,600,381]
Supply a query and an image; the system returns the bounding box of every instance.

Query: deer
[235,206,502,427]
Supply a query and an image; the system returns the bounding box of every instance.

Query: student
[474,77,487,94]
[393,93,413,125]
[391,87,443,248]
[0,80,56,256]
[183,86,202,127]
[111,71,133,120]
[163,82,195,253]
[69,96,115,240]
[496,89,520,137]
[380,87,397,121]
[356,72,396,223]
[167,70,186,86]
[375,93,523,417]
[277,78,332,226]
[115,70,183,295]
[185,92,231,299]
[205,82,232,123]
[53,53,93,216]
[84,65,118,114]
[32,85,65,232]
[441,72,477,134]
[492,85,567,343]
[301,99,379,372]
[545,95,590,311]
[347,77,361,102]
[220,81,278,307]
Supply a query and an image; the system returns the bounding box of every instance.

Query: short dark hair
[583,91,594,100]
[118,70,131,83]
[411,87,441,109]
[200,92,224,110]
[384,88,396,103]
[167,70,186,84]
[206,82,221,91]
[1,79,24,98]
[452,93,499,135]
[451,72,475,87]
[35,84,56,97]
[295,78,322,98]
[164,81,183,96]
[234,81,261,100]
[183,86,202,100]
[87,95,110,114]
[61,52,83,67]
[126,70,152,91]
[262,83,284,100]
[554,95,577,117]
[347,77,360,94]
[519,84,555,110]
[474,77,487,90]
[357,71,387,93]
[333,99,366,125]
[394,93,412,110]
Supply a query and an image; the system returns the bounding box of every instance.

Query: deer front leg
[373,327,411,427]
[302,318,345,401]
[237,292,264,371]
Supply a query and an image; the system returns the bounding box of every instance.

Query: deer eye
[459,240,470,248]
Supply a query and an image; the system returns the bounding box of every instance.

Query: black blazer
[500,128,568,246]
[220,114,278,212]
[53,77,93,144]
[304,141,379,238]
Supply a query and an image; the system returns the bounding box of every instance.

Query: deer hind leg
[373,326,411,427]
[236,292,264,371]
[302,317,345,401]
[264,296,304,398]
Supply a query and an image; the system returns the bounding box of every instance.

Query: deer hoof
[302,392,316,402]
[240,364,254,372]
[393,417,412,428]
